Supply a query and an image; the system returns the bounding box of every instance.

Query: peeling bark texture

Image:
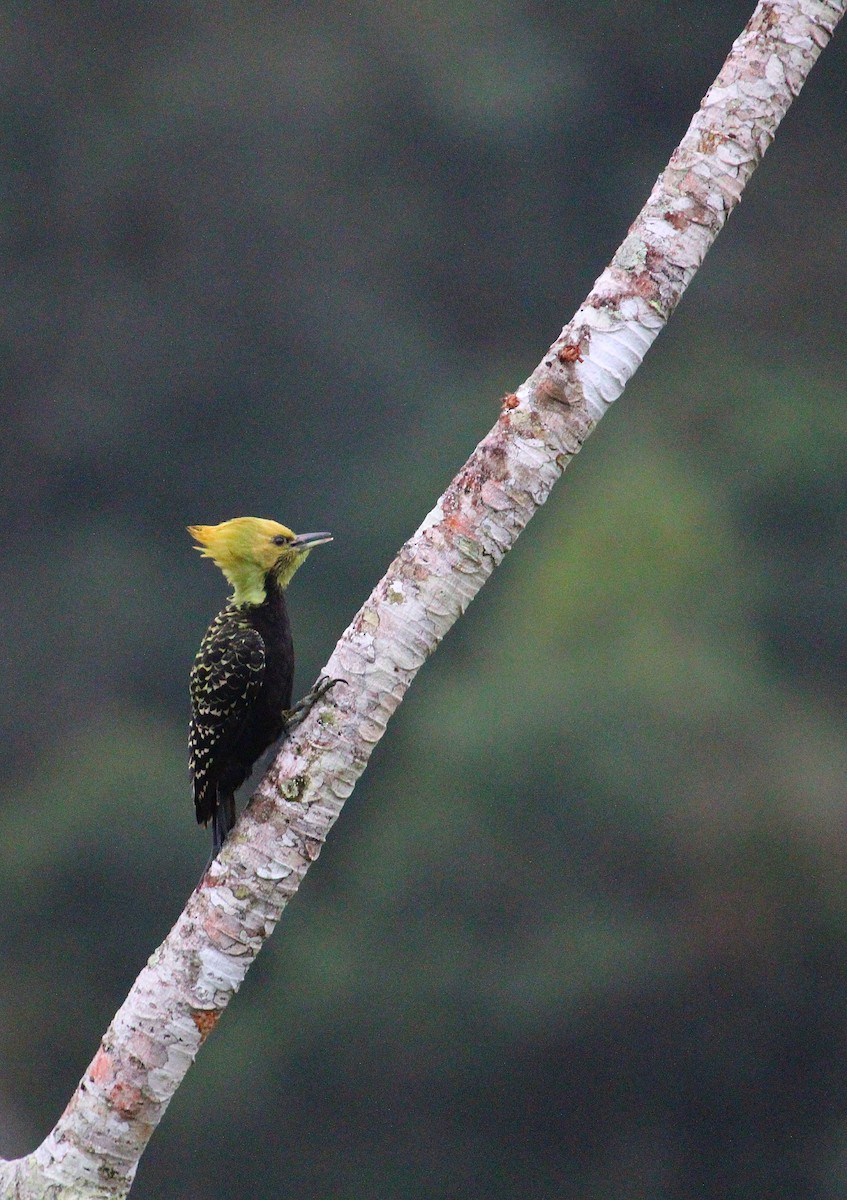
[2,2,844,1197]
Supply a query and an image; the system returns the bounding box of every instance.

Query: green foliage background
[2,3,847,1197]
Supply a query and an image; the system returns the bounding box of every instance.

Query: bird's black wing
[189,609,266,826]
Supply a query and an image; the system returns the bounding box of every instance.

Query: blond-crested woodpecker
[188,517,332,857]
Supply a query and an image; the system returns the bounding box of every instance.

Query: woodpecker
[188,517,332,857]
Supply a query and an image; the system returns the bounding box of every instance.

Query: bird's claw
[283,675,346,731]
[313,673,346,700]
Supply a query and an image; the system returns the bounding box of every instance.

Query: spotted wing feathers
[189,607,266,825]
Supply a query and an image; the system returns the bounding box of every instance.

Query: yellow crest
[188,517,331,604]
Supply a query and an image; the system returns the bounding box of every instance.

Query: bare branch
[2,1,843,1195]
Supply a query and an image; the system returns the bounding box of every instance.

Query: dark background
[2,3,847,1197]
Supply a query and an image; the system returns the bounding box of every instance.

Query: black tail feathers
[211,790,237,857]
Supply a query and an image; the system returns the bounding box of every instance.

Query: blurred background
[2,2,847,1197]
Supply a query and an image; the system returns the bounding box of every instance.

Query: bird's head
[188,517,332,605]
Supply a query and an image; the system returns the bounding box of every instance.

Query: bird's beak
[291,531,333,549]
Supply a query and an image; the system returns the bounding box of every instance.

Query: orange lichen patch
[557,344,583,364]
[191,1008,220,1043]
[109,1080,145,1120]
[632,271,661,300]
[89,1048,114,1087]
[442,511,475,537]
[88,1048,146,1118]
[501,392,519,410]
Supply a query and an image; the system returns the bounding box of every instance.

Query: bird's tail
[211,790,236,857]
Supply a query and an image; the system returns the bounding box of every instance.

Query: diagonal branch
[3,1,843,1195]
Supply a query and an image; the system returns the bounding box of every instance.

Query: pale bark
[2,1,844,1196]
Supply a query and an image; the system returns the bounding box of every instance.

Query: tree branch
[3,1,843,1195]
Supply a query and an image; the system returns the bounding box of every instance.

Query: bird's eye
[272,534,289,546]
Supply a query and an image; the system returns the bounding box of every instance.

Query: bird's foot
[283,675,345,732]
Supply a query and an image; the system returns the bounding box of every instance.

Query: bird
[187,516,333,859]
